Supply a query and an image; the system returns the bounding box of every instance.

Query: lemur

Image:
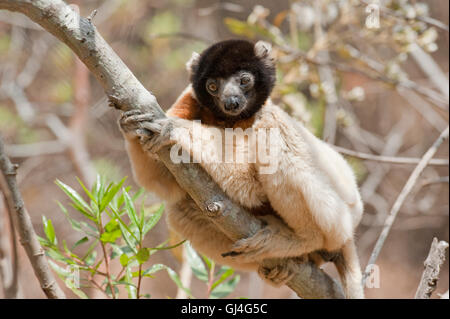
[118,39,365,298]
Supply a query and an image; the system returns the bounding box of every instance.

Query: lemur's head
[187,39,276,121]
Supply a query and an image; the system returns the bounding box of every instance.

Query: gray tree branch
[415,238,449,299]
[364,126,449,283]
[0,136,66,299]
[0,0,344,298]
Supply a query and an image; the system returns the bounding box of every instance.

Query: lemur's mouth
[221,96,246,115]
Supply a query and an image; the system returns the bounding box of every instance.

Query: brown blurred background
[0,0,448,299]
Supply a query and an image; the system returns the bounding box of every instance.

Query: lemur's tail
[334,239,365,299]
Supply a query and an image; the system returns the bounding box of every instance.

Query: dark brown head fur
[189,39,276,123]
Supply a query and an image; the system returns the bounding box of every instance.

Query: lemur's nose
[224,96,240,111]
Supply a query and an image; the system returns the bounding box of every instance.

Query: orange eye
[207,82,218,92]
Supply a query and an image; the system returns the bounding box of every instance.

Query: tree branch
[0,136,66,299]
[0,0,344,298]
[364,126,449,283]
[0,191,20,298]
[415,238,449,299]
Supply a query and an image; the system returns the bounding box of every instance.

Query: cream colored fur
[121,88,364,298]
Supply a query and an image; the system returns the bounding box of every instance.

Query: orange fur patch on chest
[166,91,200,120]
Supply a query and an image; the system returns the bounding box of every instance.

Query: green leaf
[150,239,186,252]
[117,220,137,254]
[142,204,164,236]
[132,188,145,202]
[58,202,98,237]
[136,248,150,265]
[166,267,193,298]
[105,285,119,298]
[211,268,235,291]
[92,175,102,199]
[142,264,165,276]
[70,202,96,222]
[66,280,89,299]
[99,177,126,212]
[48,260,72,277]
[42,216,57,245]
[56,179,94,219]
[76,177,97,204]
[210,275,240,299]
[119,254,129,267]
[125,267,137,299]
[84,250,97,266]
[139,199,145,232]
[100,231,121,243]
[46,248,72,263]
[100,219,121,243]
[115,186,131,212]
[123,189,139,228]
[49,260,88,299]
[72,237,89,250]
[185,243,208,282]
[202,254,213,270]
[37,235,51,247]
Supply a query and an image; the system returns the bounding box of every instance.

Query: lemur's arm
[119,87,200,202]
[120,116,185,202]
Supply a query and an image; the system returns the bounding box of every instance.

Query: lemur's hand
[119,110,151,138]
[119,109,177,154]
[140,117,176,154]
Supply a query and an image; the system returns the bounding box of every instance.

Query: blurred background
[0,0,448,299]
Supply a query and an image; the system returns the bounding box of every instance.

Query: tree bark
[415,238,449,299]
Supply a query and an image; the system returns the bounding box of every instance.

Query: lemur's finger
[122,109,142,117]
[121,114,156,125]
[139,121,163,133]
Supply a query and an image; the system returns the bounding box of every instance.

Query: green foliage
[145,11,181,37]
[40,174,188,299]
[184,243,240,299]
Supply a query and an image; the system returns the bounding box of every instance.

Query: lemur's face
[188,40,276,122]
[205,71,256,117]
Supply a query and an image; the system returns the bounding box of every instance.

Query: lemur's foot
[222,225,277,262]
[258,259,296,287]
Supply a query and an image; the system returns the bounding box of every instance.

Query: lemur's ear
[254,41,274,67]
[186,51,200,76]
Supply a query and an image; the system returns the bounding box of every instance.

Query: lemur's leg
[167,198,258,272]
[222,215,324,262]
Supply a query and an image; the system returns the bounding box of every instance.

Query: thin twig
[359,0,449,32]
[0,192,20,298]
[364,126,449,283]
[333,145,449,166]
[314,1,339,144]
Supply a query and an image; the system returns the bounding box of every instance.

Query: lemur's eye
[207,80,218,93]
[240,75,251,86]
